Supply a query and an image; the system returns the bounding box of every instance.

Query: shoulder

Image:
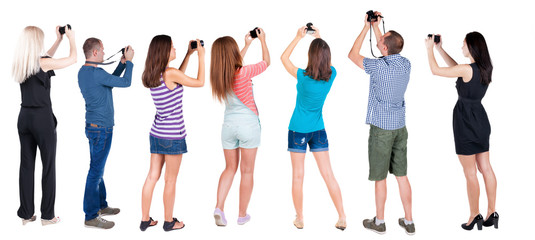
[297,68,305,78]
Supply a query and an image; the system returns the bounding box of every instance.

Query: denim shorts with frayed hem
[368,125,408,181]
[150,135,187,155]
[287,129,329,153]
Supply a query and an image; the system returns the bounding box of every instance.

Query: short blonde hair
[12,26,45,84]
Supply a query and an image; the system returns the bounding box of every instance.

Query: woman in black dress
[425,32,498,231]
[13,25,76,226]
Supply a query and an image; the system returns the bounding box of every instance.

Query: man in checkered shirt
[348,11,415,235]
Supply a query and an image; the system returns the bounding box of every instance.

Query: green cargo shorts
[368,125,408,181]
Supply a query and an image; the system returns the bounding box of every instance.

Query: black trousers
[17,107,57,220]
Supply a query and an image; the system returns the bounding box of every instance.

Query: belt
[458,97,481,103]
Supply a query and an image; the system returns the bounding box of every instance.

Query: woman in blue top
[281,25,346,230]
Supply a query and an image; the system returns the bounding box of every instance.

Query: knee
[463,167,477,179]
[240,165,254,176]
[164,175,177,185]
[293,171,304,183]
[476,164,493,176]
[146,171,161,182]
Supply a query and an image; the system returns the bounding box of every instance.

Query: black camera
[306,22,315,34]
[428,34,440,43]
[58,24,71,35]
[191,40,204,49]
[366,10,381,22]
[250,27,260,38]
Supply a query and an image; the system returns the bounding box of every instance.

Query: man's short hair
[83,37,101,59]
[384,31,404,55]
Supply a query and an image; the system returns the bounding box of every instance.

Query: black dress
[453,63,491,155]
[17,58,58,220]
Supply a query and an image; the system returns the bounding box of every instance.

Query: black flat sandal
[140,217,157,231]
[163,218,185,232]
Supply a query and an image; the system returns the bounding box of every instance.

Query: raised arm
[166,39,205,88]
[241,32,253,59]
[371,11,383,42]
[281,27,307,79]
[348,14,371,70]
[178,40,196,72]
[256,27,271,67]
[434,35,458,67]
[46,26,63,57]
[40,27,76,72]
[425,37,471,80]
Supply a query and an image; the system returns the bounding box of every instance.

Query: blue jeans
[83,124,113,221]
[287,129,329,153]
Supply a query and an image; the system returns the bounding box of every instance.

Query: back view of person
[140,36,205,232]
[281,25,346,230]
[348,11,414,235]
[13,25,76,226]
[211,28,270,226]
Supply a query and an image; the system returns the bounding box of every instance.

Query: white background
[0,0,534,239]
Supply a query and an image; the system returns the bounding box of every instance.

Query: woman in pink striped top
[140,35,205,231]
[211,28,270,226]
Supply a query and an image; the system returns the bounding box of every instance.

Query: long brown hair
[142,35,172,88]
[210,36,242,102]
[305,38,332,81]
[465,32,493,85]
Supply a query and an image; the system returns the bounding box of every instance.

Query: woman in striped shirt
[140,35,205,231]
[211,28,270,226]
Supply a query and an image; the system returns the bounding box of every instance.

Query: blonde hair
[12,26,45,84]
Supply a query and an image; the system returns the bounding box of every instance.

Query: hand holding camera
[58,24,74,40]
[308,24,320,38]
[123,45,134,61]
[190,40,204,50]
[194,39,205,57]
[296,26,307,39]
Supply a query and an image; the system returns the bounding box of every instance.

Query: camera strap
[84,48,124,65]
[370,19,386,58]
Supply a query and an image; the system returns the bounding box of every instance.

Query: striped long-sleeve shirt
[150,77,186,140]
[232,61,268,115]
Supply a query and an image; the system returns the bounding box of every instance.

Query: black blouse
[20,57,55,107]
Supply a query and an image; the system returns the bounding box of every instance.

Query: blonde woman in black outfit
[12,25,77,226]
[425,32,498,231]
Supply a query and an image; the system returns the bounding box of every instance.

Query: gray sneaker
[98,207,120,216]
[85,216,115,229]
[398,218,415,235]
[363,217,386,234]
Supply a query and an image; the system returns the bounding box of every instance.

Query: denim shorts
[150,135,187,155]
[287,129,329,153]
[368,125,408,181]
[221,120,261,149]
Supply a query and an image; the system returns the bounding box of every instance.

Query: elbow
[265,60,271,67]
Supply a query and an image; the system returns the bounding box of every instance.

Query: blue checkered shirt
[363,54,411,130]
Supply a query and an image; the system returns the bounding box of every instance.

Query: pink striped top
[233,61,268,115]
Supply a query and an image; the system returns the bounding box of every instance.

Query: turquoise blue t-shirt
[288,66,336,133]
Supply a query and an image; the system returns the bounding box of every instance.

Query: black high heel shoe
[483,212,499,229]
[461,214,483,231]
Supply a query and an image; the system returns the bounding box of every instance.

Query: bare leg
[141,153,164,225]
[475,151,497,219]
[291,152,306,220]
[163,154,184,229]
[238,148,258,217]
[396,176,412,221]
[312,151,346,220]
[458,154,480,223]
[215,149,239,211]
[375,179,387,220]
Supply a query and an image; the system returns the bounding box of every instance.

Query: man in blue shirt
[78,37,134,229]
[348,11,415,235]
